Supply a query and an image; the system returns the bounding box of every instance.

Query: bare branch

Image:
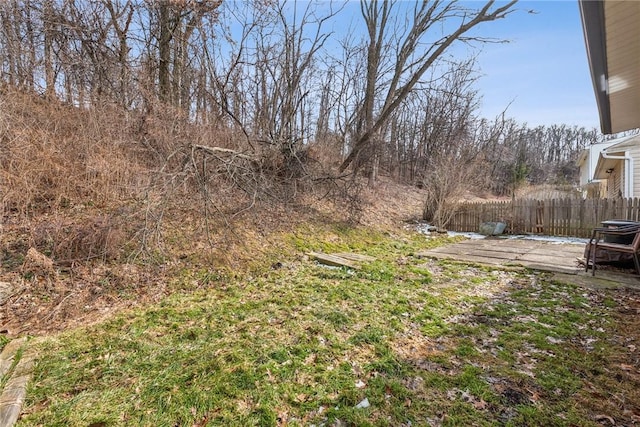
[339,0,518,173]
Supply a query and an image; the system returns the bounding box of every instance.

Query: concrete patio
[418,237,640,291]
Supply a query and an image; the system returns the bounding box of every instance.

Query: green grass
[18,228,630,426]
[0,335,9,352]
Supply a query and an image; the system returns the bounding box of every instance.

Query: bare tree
[339,0,518,178]
[104,0,134,108]
[144,1,221,106]
[386,58,479,182]
[206,1,343,181]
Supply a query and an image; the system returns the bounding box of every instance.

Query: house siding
[604,136,640,197]
[579,163,591,187]
[628,144,640,196]
[608,169,621,198]
[578,135,640,199]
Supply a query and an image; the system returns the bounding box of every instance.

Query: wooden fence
[448,198,640,238]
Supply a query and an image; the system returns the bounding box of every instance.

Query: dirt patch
[0,263,172,336]
[358,179,428,227]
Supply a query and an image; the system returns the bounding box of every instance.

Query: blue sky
[471,0,600,129]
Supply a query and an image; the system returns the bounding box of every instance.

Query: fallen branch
[192,144,256,162]
[40,292,75,324]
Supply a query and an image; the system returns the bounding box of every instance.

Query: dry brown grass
[515,183,582,200]
[30,214,127,264]
[0,89,405,269]
[0,90,158,269]
[0,91,146,216]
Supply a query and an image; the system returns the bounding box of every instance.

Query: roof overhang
[594,149,626,179]
[594,156,621,180]
[579,1,640,134]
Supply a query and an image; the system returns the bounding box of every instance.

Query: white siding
[608,170,621,198]
[602,135,640,197]
[628,144,640,197]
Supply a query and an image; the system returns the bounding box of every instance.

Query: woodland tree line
[0,0,603,230]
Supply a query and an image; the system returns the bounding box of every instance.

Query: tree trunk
[158,3,171,102]
[43,0,55,99]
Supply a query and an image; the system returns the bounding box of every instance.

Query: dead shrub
[22,247,55,277]
[422,155,483,228]
[0,88,359,261]
[0,89,149,216]
[31,215,127,264]
[307,133,345,169]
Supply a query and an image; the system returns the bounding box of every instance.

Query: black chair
[585,223,640,276]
